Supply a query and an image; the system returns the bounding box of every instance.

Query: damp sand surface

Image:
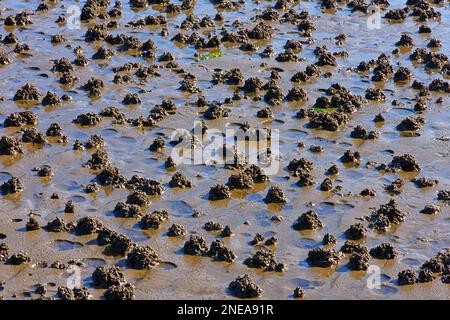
[0,0,449,300]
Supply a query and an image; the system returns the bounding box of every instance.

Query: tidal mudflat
[0,0,448,300]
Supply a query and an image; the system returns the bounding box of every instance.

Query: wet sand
[0,0,449,299]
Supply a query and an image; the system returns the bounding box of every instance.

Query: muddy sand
[0,0,449,300]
